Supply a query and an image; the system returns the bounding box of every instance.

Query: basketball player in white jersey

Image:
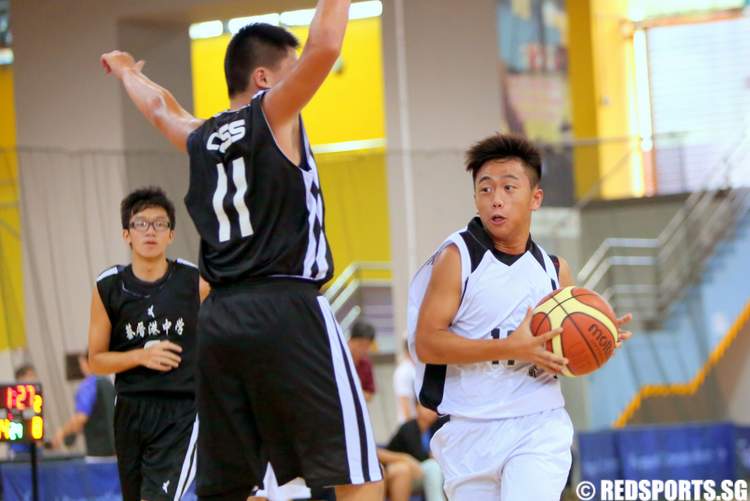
[408,134,632,500]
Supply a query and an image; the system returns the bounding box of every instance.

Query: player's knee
[386,461,411,480]
[407,461,424,481]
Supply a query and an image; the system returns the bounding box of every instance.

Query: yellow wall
[191,17,385,145]
[191,18,390,280]
[316,148,391,278]
[0,65,25,351]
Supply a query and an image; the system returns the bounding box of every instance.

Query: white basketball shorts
[430,407,573,501]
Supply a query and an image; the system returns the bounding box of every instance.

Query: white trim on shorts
[317,296,382,484]
[255,463,311,500]
[173,416,199,501]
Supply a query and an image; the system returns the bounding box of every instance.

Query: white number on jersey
[212,157,253,242]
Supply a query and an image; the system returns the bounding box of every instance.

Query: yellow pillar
[568,0,600,199]
[0,65,24,350]
[568,0,641,199]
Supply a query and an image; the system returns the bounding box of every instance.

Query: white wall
[382,0,504,341]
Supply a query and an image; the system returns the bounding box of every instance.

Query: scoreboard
[0,383,44,442]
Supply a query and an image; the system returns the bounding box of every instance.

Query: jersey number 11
[212,157,254,242]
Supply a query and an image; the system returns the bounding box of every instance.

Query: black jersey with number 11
[185,90,333,286]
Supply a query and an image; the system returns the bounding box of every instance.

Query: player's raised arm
[100,50,204,152]
[263,0,350,128]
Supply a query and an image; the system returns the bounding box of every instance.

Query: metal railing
[578,131,750,327]
[324,261,392,334]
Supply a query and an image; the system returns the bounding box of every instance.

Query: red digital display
[4,384,38,411]
[0,383,44,442]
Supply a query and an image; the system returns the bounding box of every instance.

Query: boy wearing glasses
[88,186,208,501]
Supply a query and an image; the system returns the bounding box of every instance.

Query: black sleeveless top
[96,259,199,396]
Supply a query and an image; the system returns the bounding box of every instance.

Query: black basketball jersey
[185,90,334,286]
[96,259,199,396]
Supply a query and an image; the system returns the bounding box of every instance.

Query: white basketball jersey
[407,217,565,419]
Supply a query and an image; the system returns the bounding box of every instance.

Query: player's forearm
[119,68,171,126]
[306,0,351,57]
[89,349,143,375]
[415,327,514,365]
[119,68,193,149]
[61,413,88,437]
[377,448,413,465]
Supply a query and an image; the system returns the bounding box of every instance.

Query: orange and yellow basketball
[531,286,619,377]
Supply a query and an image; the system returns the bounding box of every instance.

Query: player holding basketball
[100,1,384,500]
[409,133,632,500]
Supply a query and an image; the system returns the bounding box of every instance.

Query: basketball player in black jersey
[100,1,384,499]
[88,187,208,501]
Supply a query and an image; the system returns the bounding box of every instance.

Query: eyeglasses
[129,219,172,233]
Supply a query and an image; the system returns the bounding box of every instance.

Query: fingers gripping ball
[531,286,618,377]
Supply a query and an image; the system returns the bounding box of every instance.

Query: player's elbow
[145,92,169,127]
[87,356,108,376]
[306,36,342,66]
[415,328,441,364]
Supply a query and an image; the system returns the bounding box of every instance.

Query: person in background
[51,351,116,461]
[393,339,416,423]
[14,364,37,382]
[381,405,447,501]
[87,187,204,500]
[376,446,420,501]
[348,320,377,401]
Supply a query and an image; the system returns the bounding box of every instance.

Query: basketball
[531,286,619,377]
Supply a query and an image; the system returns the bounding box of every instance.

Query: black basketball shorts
[114,394,198,501]
[195,279,382,499]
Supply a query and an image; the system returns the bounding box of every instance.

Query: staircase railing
[578,131,750,327]
[324,261,392,333]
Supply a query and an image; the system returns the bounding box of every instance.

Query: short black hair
[14,364,35,380]
[121,186,176,230]
[350,321,376,341]
[225,23,300,98]
[465,133,542,187]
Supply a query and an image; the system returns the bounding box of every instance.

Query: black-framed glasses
[129,219,172,233]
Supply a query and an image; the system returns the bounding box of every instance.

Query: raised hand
[100,50,144,79]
